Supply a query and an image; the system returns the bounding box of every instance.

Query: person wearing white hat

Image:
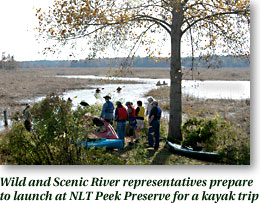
[146,96,154,117]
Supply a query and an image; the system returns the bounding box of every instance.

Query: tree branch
[182,9,249,35]
[134,15,171,35]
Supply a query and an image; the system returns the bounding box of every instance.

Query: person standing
[114,101,127,144]
[148,101,162,151]
[23,104,32,132]
[135,100,145,143]
[100,95,114,125]
[125,102,139,145]
[146,96,154,117]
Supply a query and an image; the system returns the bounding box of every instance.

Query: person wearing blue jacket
[148,101,162,151]
[100,95,114,125]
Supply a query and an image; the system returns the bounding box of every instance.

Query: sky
[0,0,170,61]
[0,0,55,61]
[0,0,252,62]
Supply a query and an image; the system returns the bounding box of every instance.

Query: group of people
[96,87,122,94]
[100,95,162,151]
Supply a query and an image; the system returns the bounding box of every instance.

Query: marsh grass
[145,86,250,164]
[0,67,250,165]
[145,86,250,135]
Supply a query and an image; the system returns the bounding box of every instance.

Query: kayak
[71,115,123,150]
[166,140,221,162]
[85,115,118,139]
[82,139,124,149]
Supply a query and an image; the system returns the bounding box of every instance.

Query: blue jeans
[148,120,160,149]
[117,121,126,142]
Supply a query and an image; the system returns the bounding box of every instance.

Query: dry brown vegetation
[51,67,250,81]
[145,86,250,136]
[0,67,249,125]
[128,67,250,81]
[0,68,138,120]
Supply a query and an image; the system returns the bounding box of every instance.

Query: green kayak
[166,140,221,162]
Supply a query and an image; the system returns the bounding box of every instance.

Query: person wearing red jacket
[115,101,127,144]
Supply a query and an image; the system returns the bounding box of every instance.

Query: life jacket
[117,107,127,120]
[128,105,136,117]
[105,101,114,113]
[136,106,145,118]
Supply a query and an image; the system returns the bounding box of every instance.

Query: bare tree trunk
[168,7,183,142]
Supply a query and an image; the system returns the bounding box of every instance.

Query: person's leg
[128,126,134,144]
[154,120,160,150]
[117,122,124,140]
[148,121,156,147]
[122,121,126,140]
[135,120,141,142]
[129,118,136,144]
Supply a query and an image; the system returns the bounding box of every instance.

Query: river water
[0,75,250,131]
[58,75,250,104]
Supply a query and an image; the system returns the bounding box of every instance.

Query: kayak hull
[82,139,124,149]
[166,140,221,162]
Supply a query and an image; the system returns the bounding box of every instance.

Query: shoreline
[0,67,250,126]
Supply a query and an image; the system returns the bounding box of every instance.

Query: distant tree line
[17,55,249,69]
[0,52,17,70]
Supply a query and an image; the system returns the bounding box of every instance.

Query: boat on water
[166,140,221,162]
[156,81,168,86]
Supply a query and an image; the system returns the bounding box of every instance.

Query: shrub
[0,93,125,165]
[181,115,250,165]
[181,117,218,152]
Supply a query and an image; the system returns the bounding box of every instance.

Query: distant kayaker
[148,101,162,151]
[100,95,114,125]
[116,87,122,93]
[68,97,72,103]
[115,101,127,144]
[96,88,101,94]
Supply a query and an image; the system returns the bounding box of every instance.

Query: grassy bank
[0,68,141,121]
[0,95,220,165]
[144,86,250,164]
[0,91,250,165]
[145,86,250,135]
[0,67,250,124]
[0,67,250,165]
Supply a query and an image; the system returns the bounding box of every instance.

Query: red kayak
[85,115,118,139]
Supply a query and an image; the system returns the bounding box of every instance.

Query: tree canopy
[37,0,250,60]
[37,0,250,141]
